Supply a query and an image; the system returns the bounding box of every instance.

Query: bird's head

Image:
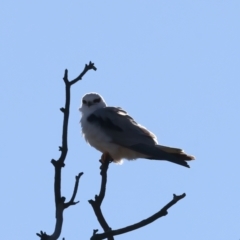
[79,93,107,115]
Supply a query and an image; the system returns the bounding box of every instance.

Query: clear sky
[1,1,240,239]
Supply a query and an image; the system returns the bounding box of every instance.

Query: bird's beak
[87,102,93,107]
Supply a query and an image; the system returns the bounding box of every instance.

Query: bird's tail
[125,143,195,168]
[154,145,195,167]
[157,145,195,160]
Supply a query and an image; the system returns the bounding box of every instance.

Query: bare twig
[64,172,84,209]
[91,193,186,240]
[89,156,114,240]
[37,62,96,240]
[69,61,97,85]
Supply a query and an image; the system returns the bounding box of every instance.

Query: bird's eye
[93,98,101,103]
[82,100,87,104]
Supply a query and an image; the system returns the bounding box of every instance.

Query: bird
[79,93,195,168]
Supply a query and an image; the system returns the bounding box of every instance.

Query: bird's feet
[100,152,113,163]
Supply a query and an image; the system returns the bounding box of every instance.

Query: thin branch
[64,172,84,209]
[37,62,96,240]
[70,61,97,85]
[89,156,114,240]
[91,193,186,240]
[98,159,111,205]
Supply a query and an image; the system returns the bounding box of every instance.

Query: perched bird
[79,93,195,168]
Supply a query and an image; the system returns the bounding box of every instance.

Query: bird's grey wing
[87,107,157,147]
[87,107,193,168]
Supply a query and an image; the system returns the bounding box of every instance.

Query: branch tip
[173,193,186,201]
[69,61,97,85]
[76,172,84,179]
[73,200,79,205]
[88,61,97,71]
[63,69,68,83]
[60,107,65,113]
[36,231,49,239]
[51,159,57,165]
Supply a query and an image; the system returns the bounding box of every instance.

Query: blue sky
[1,1,240,239]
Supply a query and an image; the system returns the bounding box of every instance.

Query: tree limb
[64,172,83,209]
[37,62,96,240]
[91,193,186,240]
[89,155,114,240]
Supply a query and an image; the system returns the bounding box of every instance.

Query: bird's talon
[101,152,112,163]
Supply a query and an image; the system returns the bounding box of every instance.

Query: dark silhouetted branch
[37,62,96,240]
[89,155,114,240]
[69,61,97,85]
[64,172,83,209]
[91,193,186,240]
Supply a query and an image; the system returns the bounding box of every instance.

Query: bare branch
[36,199,64,240]
[37,62,96,240]
[98,158,111,205]
[89,156,114,240]
[69,61,97,85]
[92,193,186,240]
[64,172,84,209]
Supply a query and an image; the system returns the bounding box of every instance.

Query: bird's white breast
[80,114,148,162]
[81,115,113,152]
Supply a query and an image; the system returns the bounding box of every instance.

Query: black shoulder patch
[87,114,123,132]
